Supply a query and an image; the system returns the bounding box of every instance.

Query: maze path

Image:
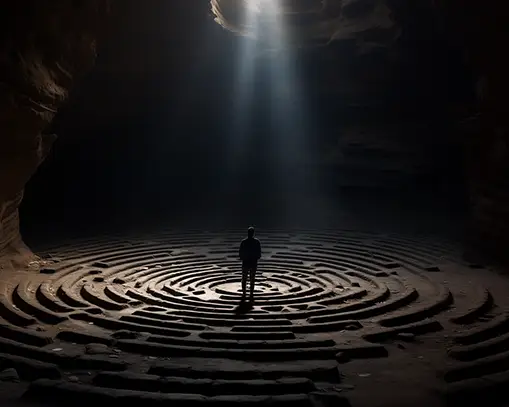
[0,229,507,406]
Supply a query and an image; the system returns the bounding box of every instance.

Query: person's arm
[257,240,261,259]
[239,241,244,260]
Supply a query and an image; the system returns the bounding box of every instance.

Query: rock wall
[211,0,399,47]
[1,0,507,270]
[0,1,111,270]
[438,1,509,264]
[213,0,509,264]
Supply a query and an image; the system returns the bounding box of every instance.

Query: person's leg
[241,267,247,298]
[249,266,256,300]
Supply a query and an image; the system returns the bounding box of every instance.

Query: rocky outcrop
[211,0,399,47]
[0,1,111,270]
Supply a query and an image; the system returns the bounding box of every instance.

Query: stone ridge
[0,1,112,270]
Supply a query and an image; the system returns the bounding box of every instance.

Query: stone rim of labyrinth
[0,229,508,406]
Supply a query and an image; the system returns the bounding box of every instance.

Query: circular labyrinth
[1,229,509,406]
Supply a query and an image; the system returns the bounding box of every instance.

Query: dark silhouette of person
[239,226,261,301]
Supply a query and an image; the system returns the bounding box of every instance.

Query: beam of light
[258,0,334,227]
[219,0,262,217]
[220,0,335,226]
[260,1,312,222]
[229,2,259,157]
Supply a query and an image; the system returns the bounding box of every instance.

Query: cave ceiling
[211,0,399,48]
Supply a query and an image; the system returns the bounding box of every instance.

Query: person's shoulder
[254,238,261,243]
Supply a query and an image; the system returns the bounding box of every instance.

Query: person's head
[247,226,255,238]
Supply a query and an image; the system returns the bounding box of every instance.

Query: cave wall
[212,0,508,264]
[1,0,508,269]
[437,0,509,264]
[0,1,111,270]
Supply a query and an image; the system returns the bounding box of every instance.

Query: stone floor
[0,229,509,406]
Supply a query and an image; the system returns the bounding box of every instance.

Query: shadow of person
[234,298,253,314]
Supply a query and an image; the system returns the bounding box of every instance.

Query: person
[238,226,261,302]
